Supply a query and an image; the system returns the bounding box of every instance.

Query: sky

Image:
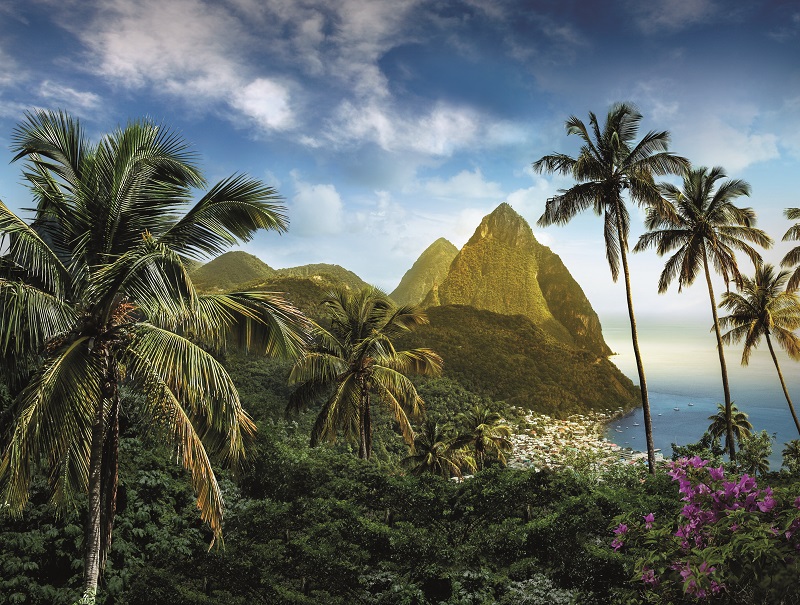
[0,0,799,325]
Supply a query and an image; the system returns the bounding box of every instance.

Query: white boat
[674,407,680,411]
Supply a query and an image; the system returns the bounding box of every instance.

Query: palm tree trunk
[99,386,120,570]
[82,399,105,602]
[765,334,800,436]
[702,251,735,460]
[358,379,372,460]
[615,207,655,474]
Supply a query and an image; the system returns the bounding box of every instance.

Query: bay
[601,315,800,469]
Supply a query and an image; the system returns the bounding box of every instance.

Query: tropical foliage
[706,402,753,457]
[614,456,800,603]
[634,166,771,459]
[780,207,800,290]
[0,110,309,601]
[533,102,690,472]
[288,287,442,459]
[719,263,800,436]
[452,404,513,470]
[402,420,475,478]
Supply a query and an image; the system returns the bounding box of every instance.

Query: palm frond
[11,110,86,193]
[0,337,102,512]
[122,324,255,467]
[310,375,360,447]
[0,280,77,357]
[131,368,226,543]
[159,175,287,260]
[0,200,71,297]
[185,291,310,359]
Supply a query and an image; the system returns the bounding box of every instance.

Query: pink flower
[641,566,659,586]
[758,495,776,513]
[688,456,708,469]
[708,465,725,481]
[643,512,654,529]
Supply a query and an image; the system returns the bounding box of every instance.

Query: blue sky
[1,0,799,323]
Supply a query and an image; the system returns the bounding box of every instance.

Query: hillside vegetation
[390,238,458,306]
[395,305,638,416]
[190,251,275,292]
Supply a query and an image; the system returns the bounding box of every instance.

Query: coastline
[507,407,661,471]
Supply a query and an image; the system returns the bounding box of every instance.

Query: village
[507,408,663,471]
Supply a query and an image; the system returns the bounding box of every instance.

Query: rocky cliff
[423,203,611,357]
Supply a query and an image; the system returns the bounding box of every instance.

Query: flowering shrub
[612,456,800,603]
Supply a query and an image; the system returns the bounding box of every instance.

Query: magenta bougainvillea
[612,457,800,602]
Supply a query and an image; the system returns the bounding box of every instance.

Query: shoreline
[507,407,662,471]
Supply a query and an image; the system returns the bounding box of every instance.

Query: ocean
[600,315,800,469]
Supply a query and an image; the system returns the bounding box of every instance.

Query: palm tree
[781,439,800,474]
[719,264,800,435]
[706,402,753,455]
[402,420,475,479]
[288,287,442,460]
[780,207,800,290]
[737,430,773,477]
[0,110,310,602]
[634,166,771,459]
[533,102,689,473]
[453,404,513,470]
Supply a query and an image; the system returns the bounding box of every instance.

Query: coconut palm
[706,402,753,455]
[634,166,771,459]
[402,420,475,479]
[719,264,800,435]
[533,102,689,473]
[0,110,310,602]
[782,439,800,474]
[737,430,773,477]
[288,286,442,460]
[780,207,800,291]
[453,404,513,470]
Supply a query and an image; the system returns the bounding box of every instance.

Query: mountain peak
[423,204,612,357]
[390,238,459,306]
[469,203,534,249]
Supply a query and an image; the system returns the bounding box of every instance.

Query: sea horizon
[600,314,800,469]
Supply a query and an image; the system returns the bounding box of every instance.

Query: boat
[633,422,640,426]
[657,413,663,416]
[688,403,694,407]
[674,407,680,411]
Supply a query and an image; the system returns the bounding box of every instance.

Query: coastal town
[507,408,662,471]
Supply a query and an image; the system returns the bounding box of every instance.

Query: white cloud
[422,168,504,202]
[61,0,299,130]
[631,0,718,32]
[0,44,22,89]
[38,80,101,113]
[328,100,486,156]
[289,177,344,236]
[673,114,779,173]
[231,78,294,131]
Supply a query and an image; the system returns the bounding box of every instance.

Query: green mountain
[191,254,370,296]
[190,251,275,292]
[424,203,611,357]
[397,305,638,416]
[390,237,458,306]
[275,263,370,292]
